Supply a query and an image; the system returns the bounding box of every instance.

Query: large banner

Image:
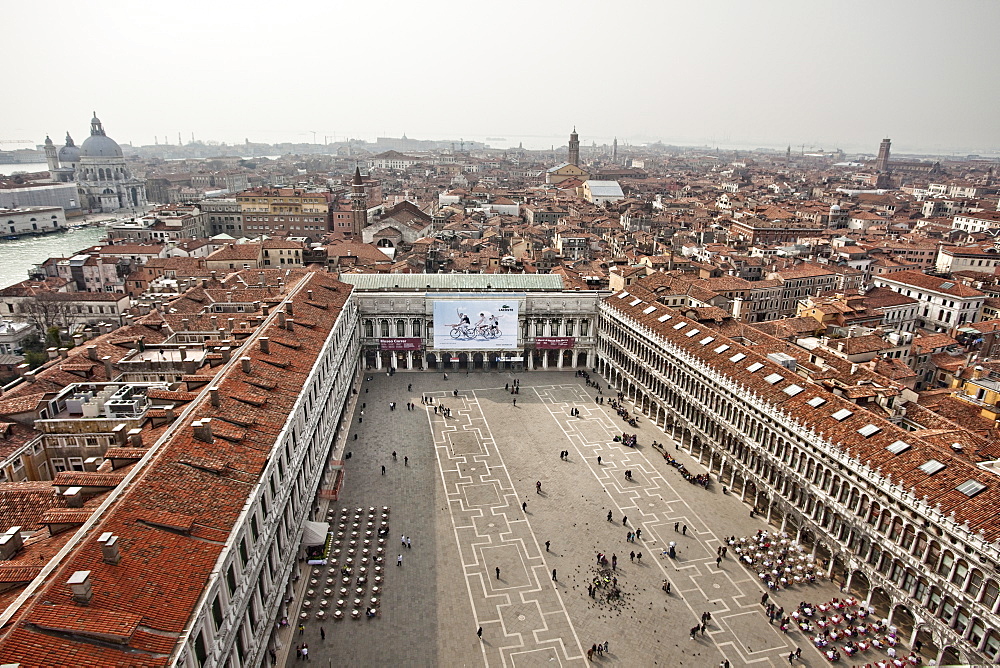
[432,299,519,349]
[379,338,422,351]
[536,337,575,349]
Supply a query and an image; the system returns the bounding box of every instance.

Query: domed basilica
[44,113,147,213]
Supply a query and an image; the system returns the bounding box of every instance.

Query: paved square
[286,371,850,667]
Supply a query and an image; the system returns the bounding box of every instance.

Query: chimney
[277,311,286,327]
[83,457,100,473]
[210,386,220,407]
[227,317,235,332]
[100,534,121,565]
[22,369,36,383]
[56,347,69,360]
[73,334,84,348]
[47,347,59,360]
[240,356,251,373]
[63,486,84,508]
[102,355,114,379]
[183,356,198,374]
[87,345,98,361]
[15,363,29,378]
[0,527,23,560]
[193,418,213,442]
[307,290,313,300]
[220,346,232,362]
[127,428,142,448]
[112,423,127,446]
[286,303,294,317]
[67,570,93,605]
[211,315,218,330]
[286,318,294,332]
[262,305,270,316]
[259,337,270,354]
[210,270,217,282]
[181,318,190,331]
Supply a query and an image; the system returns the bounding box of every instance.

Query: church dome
[58,132,80,163]
[79,113,124,158]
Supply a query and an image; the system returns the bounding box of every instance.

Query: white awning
[300,521,329,547]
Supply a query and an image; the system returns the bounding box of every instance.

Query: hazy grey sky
[5,0,1000,154]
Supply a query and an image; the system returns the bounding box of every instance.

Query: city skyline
[4,0,1000,155]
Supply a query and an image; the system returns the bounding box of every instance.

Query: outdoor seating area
[729,530,822,590]
[301,506,388,624]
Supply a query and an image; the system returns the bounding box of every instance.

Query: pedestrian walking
[788,651,794,664]
[603,641,608,653]
[587,648,594,661]
[381,465,385,475]
[477,626,483,639]
[407,537,411,549]
[505,383,509,390]
[496,566,500,580]
[690,626,698,640]
[622,515,628,525]
[637,551,642,562]
[545,540,550,552]
[535,480,541,493]
[700,623,706,635]
[402,535,407,546]
[552,568,557,581]
[674,522,679,532]
[392,451,397,460]
[408,383,412,391]
[761,592,769,606]
[522,501,527,512]
[597,456,602,465]
[298,623,305,636]
[794,647,801,659]
[397,554,403,566]
[611,554,617,569]
[320,627,325,641]
[630,550,635,562]
[607,510,613,521]
[682,524,687,535]
[635,528,641,540]
[716,556,722,568]
[513,398,517,406]
[404,456,408,466]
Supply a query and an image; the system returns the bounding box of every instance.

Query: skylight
[729,353,747,363]
[684,328,700,338]
[643,306,657,314]
[630,298,642,306]
[956,479,986,497]
[886,440,911,455]
[939,282,955,290]
[657,314,672,322]
[764,373,783,384]
[918,459,946,475]
[858,424,881,438]
[673,322,687,330]
[831,408,853,421]
[783,384,804,396]
[714,344,730,354]
[700,336,715,345]
[807,397,827,407]
[617,291,630,299]
[747,362,764,373]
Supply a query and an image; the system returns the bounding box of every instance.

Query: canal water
[0,225,108,289]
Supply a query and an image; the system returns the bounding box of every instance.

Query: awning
[300,521,329,547]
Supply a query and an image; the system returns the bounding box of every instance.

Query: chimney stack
[210,386,220,407]
[220,346,232,362]
[307,290,313,300]
[63,486,84,508]
[102,355,114,380]
[99,534,121,565]
[83,457,100,473]
[259,337,270,354]
[240,356,251,373]
[127,428,143,448]
[112,423,127,446]
[0,527,24,559]
[67,570,93,605]
[286,303,294,317]
[286,318,294,332]
[277,312,286,327]
[87,345,98,361]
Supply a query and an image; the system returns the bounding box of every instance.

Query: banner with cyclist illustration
[432,299,519,349]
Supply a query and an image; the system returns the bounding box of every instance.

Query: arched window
[581,319,590,336]
[363,320,374,337]
[411,319,421,338]
[966,568,983,598]
[395,319,406,337]
[380,320,390,338]
[981,579,999,610]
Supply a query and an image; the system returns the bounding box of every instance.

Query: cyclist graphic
[450,310,473,339]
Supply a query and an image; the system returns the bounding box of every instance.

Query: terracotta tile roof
[51,472,126,489]
[29,604,142,642]
[0,566,42,584]
[604,288,1000,541]
[0,483,65,531]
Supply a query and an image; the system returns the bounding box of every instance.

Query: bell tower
[875,138,891,172]
[568,127,580,166]
[351,166,367,238]
[44,136,59,172]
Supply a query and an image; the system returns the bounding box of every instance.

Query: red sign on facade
[379,338,423,351]
[535,337,576,349]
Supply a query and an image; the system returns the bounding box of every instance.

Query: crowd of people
[661,450,712,488]
[728,530,821,590]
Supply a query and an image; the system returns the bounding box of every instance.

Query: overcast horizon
[4,0,1000,156]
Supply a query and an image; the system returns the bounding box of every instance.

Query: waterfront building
[0,206,66,237]
[44,114,148,213]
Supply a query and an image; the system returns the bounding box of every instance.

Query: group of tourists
[661,450,712,488]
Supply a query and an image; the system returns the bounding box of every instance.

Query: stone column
[542,352,549,369]
[375,351,382,370]
[557,350,564,369]
[406,351,413,370]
